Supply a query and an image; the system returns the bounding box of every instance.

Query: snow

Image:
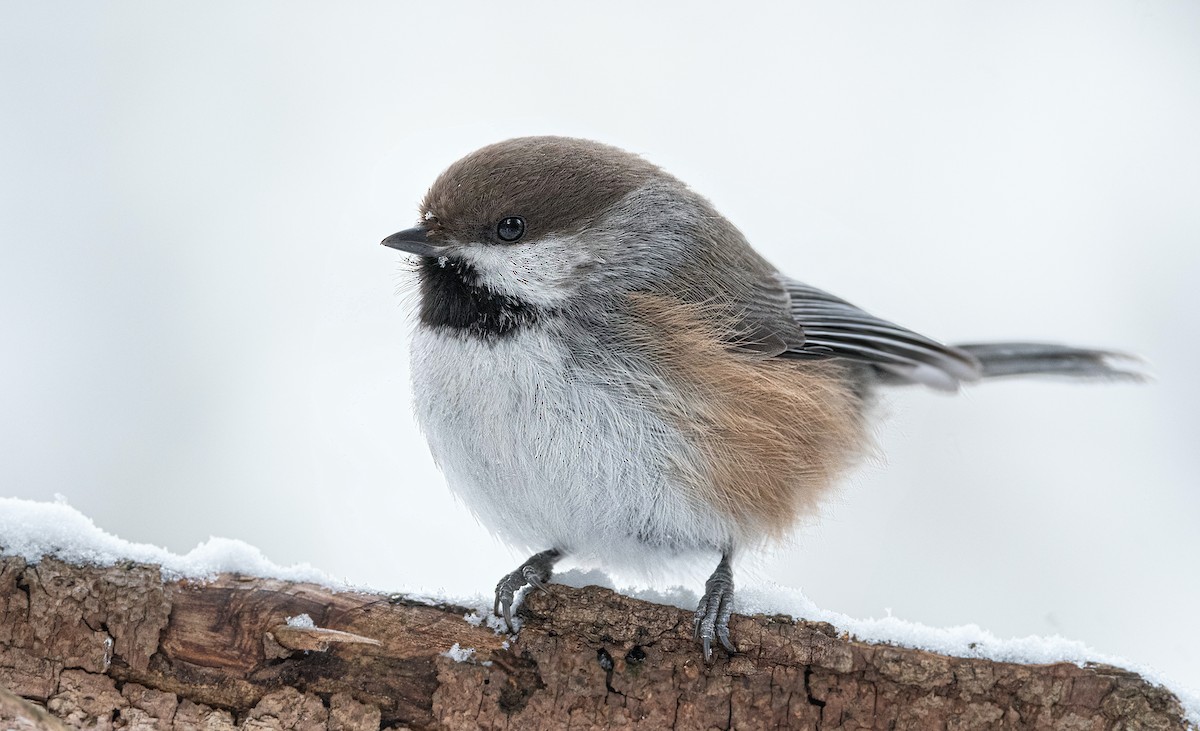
[441,643,476,663]
[463,608,512,634]
[286,613,315,629]
[0,496,337,585]
[1,497,1195,725]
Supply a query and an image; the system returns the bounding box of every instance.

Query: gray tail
[952,342,1148,382]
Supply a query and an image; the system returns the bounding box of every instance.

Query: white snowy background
[1,0,1197,699]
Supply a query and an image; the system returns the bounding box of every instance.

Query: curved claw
[694,553,736,663]
[493,572,524,632]
[492,549,561,633]
[716,622,735,654]
[501,600,514,632]
[522,565,550,591]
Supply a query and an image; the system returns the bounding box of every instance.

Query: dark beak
[380,226,447,258]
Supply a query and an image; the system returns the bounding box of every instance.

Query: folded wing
[777,278,982,391]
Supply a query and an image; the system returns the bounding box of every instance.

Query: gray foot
[694,553,736,662]
[494,549,561,632]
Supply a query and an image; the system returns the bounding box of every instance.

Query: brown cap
[419,136,664,244]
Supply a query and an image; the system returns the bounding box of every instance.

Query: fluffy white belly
[409,326,736,570]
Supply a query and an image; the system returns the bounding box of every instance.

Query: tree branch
[0,556,1188,729]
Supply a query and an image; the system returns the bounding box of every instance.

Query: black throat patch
[417,256,540,338]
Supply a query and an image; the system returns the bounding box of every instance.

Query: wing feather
[777,277,981,390]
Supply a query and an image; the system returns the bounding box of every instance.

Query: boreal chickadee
[381,136,1139,661]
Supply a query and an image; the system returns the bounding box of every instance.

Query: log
[0,555,1188,730]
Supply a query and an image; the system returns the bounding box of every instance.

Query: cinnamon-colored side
[627,292,869,540]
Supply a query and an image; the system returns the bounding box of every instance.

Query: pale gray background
[2,0,1197,691]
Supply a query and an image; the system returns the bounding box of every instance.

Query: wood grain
[0,556,1188,730]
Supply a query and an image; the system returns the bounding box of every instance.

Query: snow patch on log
[2,495,1196,725]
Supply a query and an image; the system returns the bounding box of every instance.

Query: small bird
[381,136,1139,661]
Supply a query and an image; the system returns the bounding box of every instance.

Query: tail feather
[951,342,1147,382]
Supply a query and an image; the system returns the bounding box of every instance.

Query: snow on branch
[0,498,1194,729]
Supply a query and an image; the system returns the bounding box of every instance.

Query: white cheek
[462,236,589,307]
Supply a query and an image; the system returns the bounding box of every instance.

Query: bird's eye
[496,216,525,242]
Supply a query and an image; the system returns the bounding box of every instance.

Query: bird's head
[382,136,711,310]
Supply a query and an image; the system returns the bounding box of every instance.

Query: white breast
[409,325,737,572]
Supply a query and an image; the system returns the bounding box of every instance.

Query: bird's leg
[694,552,736,662]
[494,548,562,632]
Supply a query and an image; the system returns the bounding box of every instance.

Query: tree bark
[0,556,1188,730]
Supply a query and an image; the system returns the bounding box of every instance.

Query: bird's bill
[380,226,447,257]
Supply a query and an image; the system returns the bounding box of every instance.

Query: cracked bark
[0,556,1189,730]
